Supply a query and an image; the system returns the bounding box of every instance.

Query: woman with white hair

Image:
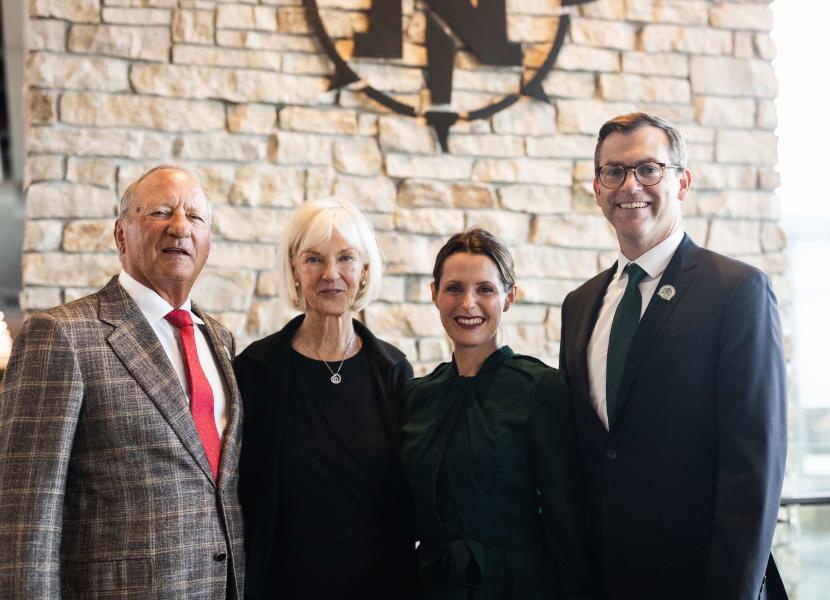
[234,198,416,600]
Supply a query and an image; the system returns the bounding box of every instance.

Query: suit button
[213,551,227,562]
[606,448,617,460]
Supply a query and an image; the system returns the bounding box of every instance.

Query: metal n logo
[303,0,597,150]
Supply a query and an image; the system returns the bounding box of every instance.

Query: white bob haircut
[278,197,384,312]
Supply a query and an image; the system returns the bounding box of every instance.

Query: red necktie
[165,309,221,479]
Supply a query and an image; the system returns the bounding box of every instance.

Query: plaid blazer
[0,277,245,599]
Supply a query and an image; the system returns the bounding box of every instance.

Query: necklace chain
[314,333,354,385]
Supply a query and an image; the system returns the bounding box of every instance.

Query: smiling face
[114,168,211,307]
[594,126,692,259]
[432,252,515,354]
[292,229,368,319]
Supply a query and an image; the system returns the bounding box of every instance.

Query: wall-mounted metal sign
[303,0,597,150]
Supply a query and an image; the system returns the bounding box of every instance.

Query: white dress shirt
[119,270,228,439]
[586,227,685,430]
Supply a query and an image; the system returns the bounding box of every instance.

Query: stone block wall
[22,0,783,372]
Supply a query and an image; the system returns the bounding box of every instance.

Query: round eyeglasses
[596,161,683,190]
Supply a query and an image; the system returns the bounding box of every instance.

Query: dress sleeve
[0,313,84,597]
[528,369,595,600]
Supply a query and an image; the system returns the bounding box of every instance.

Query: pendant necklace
[315,333,354,385]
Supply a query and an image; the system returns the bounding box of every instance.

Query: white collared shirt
[118,270,228,439]
[586,227,685,430]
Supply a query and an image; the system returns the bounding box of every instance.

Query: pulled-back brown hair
[433,228,516,292]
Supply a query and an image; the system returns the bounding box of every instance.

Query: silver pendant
[330,373,342,384]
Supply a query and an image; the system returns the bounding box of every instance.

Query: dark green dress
[401,347,593,600]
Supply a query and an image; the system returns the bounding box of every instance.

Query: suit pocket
[62,557,153,596]
[660,508,711,538]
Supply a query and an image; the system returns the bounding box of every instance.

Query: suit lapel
[195,303,241,491]
[99,278,216,485]
[614,236,699,423]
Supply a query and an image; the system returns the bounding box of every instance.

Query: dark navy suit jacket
[559,235,787,600]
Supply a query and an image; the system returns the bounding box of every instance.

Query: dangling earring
[360,279,367,288]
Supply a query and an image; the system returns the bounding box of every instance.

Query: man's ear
[114,219,126,255]
[593,177,601,207]
[678,168,693,202]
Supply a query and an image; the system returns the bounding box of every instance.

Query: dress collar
[452,345,512,378]
[615,226,685,281]
[118,269,204,325]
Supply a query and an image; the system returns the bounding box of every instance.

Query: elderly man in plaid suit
[0,165,245,598]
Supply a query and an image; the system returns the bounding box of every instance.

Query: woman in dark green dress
[402,229,594,600]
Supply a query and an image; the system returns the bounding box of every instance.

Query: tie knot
[164,309,193,330]
[624,263,648,287]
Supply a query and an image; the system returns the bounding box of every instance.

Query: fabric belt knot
[606,262,648,428]
[165,309,221,479]
[419,537,485,600]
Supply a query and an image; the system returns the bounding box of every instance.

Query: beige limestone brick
[556,99,636,134]
[211,205,288,242]
[716,130,777,165]
[570,18,636,50]
[355,63,423,94]
[525,134,594,159]
[515,278,573,305]
[191,269,256,312]
[447,134,524,157]
[25,155,64,185]
[256,269,280,297]
[640,25,732,55]
[405,275,433,303]
[368,213,394,231]
[756,100,777,130]
[492,99,556,136]
[376,276,406,304]
[465,210,530,244]
[755,33,776,61]
[378,116,437,155]
[532,214,617,248]
[305,166,335,200]
[66,158,117,189]
[734,32,754,59]
[555,45,619,72]
[229,164,305,207]
[63,219,114,252]
[227,103,277,134]
[23,253,120,288]
[473,158,571,186]
[580,0,625,19]
[694,96,755,128]
[272,132,333,166]
[131,64,328,104]
[216,30,316,52]
[280,107,359,134]
[513,245,598,279]
[193,164,238,205]
[710,3,773,32]
[499,184,571,214]
[173,44,281,70]
[27,182,116,218]
[363,303,444,338]
[452,69,519,95]
[397,179,452,208]
[60,92,226,133]
[640,103,694,126]
[762,223,787,253]
[69,25,171,62]
[386,155,473,181]
[540,71,596,99]
[27,52,129,91]
[216,4,278,31]
[378,232,440,275]
[208,241,277,270]
[622,52,688,77]
[24,220,63,251]
[696,191,779,220]
[706,220,761,256]
[394,208,465,236]
[690,56,777,98]
[694,164,757,191]
[626,1,709,26]
[20,287,63,311]
[102,7,171,24]
[173,9,215,44]
[30,0,100,23]
[332,175,396,212]
[175,133,266,161]
[452,185,495,209]
[63,288,99,304]
[29,126,172,159]
[245,298,300,337]
[333,138,382,176]
[758,168,780,191]
[28,19,68,51]
[27,91,56,125]
[507,15,557,43]
[418,338,451,363]
[600,73,690,103]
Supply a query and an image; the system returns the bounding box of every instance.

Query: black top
[402,347,594,600]
[234,315,418,600]
[278,348,391,542]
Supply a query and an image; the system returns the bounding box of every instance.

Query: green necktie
[606,263,648,427]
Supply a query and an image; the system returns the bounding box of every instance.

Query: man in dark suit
[559,113,787,600]
[0,166,244,598]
